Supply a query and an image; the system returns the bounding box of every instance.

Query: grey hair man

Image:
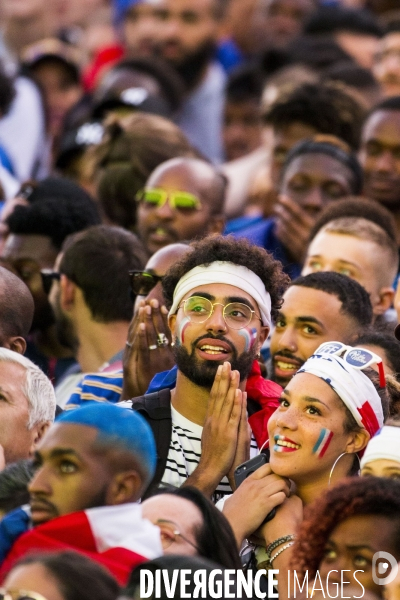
[0,348,56,466]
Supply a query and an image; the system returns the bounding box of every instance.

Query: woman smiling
[223,342,389,597]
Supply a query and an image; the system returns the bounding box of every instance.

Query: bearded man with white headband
[127,235,288,502]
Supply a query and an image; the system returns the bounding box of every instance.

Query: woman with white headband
[266,341,387,503]
[222,341,389,597]
[361,420,400,479]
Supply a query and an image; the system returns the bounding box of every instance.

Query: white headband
[299,352,384,439]
[168,261,272,327]
[360,426,400,469]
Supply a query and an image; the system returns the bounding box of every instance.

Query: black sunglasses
[129,270,164,298]
[40,270,61,295]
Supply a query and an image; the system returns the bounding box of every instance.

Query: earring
[328,452,361,486]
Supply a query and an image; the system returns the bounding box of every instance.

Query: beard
[52,289,79,352]
[174,333,258,389]
[155,38,216,91]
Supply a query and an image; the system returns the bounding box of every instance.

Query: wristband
[269,541,295,566]
[266,534,295,556]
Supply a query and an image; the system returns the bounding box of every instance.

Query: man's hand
[121,299,175,399]
[185,362,244,497]
[227,392,251,490]
[223,463,290,546]
[274,195,316,262]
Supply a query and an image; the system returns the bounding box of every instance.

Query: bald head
[0,266,34,353]
[146,243,191,272]
[134,243,192,310]
[137,158,226,255]
[148,158,227,214]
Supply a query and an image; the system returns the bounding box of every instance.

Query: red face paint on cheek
[177,316,191,344]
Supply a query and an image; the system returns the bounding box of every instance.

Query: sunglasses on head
[129,270,163,298]
[315,341,386,387]
[136,188,202,212]
[0,590,49,600]
[40,270,61,295]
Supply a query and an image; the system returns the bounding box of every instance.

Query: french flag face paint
[238,327,258,352]
[177,316,191,344]
[312,428,333,458]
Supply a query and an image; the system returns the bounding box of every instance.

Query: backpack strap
[131,388,172,500]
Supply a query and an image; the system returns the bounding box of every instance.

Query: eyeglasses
[155,519,201,554]
[0,589,49,600]
[315,341,386,387]
[129,270,163,297]
[40,270,61,294]
[136,188,202,212]
[179,296,261,330]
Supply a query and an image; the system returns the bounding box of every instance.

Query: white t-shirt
[161,405,258,503]
[0,76,48,180]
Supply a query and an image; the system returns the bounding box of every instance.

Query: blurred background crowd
[0,0,400,599]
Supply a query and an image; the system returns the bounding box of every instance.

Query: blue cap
[57,402,156,479]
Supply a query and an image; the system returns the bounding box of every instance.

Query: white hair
[0,348,56,428]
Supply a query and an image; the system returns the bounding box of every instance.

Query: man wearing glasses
[122,235,288,502]
[136,157,226,256]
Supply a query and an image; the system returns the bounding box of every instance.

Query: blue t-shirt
[228,216,302,279]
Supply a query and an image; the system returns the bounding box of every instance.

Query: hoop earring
[328,452,361,486]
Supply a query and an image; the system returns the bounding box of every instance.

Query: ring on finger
[157,333,169,347]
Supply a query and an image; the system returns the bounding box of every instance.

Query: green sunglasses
[136,188,202,212]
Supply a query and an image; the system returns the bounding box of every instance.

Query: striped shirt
[66,371,123,409]
[162,406,259,503]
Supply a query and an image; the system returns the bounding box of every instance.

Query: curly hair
[291,477,400,580]
[162,235,289,323]
[263,81,366,150]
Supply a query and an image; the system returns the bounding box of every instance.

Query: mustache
[30,496,59,514]
[192,333,236,353]
[272,349,304,365]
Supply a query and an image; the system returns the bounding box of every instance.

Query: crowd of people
[1,0,400,598]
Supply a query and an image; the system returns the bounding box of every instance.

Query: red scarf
[246,360,282,449]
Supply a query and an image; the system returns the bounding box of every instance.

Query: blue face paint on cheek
[177,316,191,344]
[238,327,258,352]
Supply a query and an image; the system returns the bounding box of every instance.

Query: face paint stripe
[238,327,257,352]
[319,431,334,458]
[312,428,333,457]
[178,316,191,344]
[312,428,326,454]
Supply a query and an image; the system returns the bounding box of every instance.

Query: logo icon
[372,551,398,585]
